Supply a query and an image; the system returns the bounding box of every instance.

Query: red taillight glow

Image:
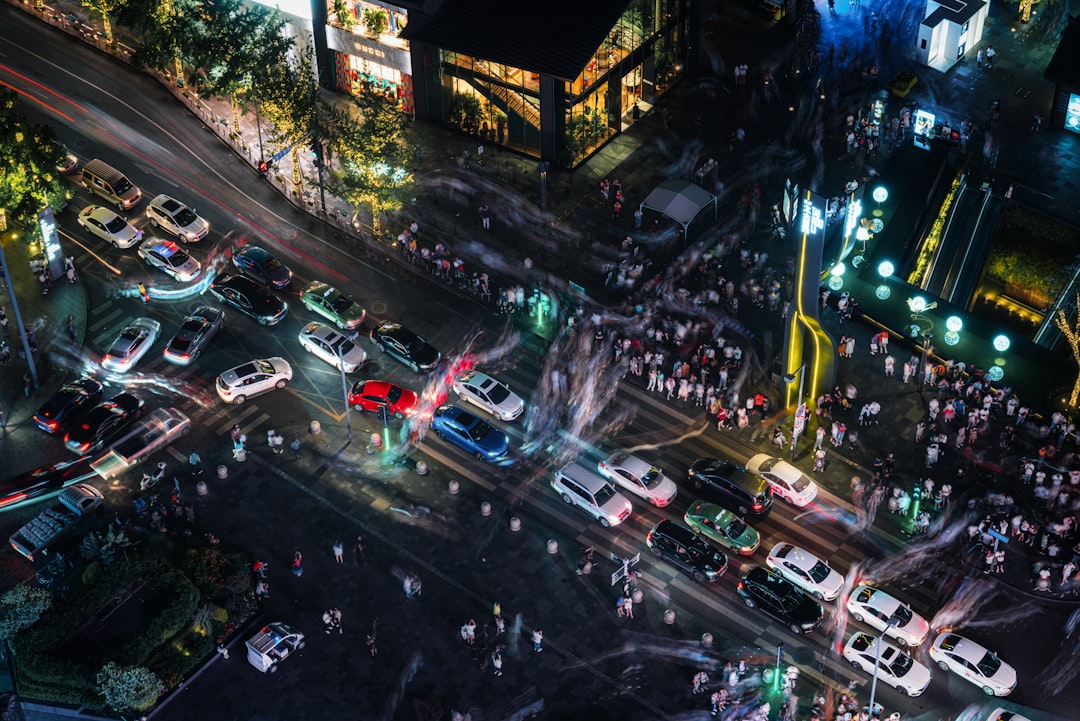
[0,493,28,507]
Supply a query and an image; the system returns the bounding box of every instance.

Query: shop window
[921,39,927,50]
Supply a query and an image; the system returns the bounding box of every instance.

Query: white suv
[146,194,209,242]
[215,357,292,404]
[551,461,632,527]
[245,622,305,673]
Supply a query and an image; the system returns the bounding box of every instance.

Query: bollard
[416,461,428,476]
[546,539,558,554]
[480,501,492,516]
[664,609,676,625]
[216,465,228,480]
[631,588,643,604]
[365,445,375,455]
[370,432,382,448]
[701,632,714,648]
[509,516,521,532]
[309,420,321,434]
[196,481,208,496]
[448,479,460,494]
[235,448,246,462]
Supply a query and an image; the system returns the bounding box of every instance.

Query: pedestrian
[814,448,827,473]
[977,48,984,68]
[492,648,504,676]
[711,689,728,716]
[814,426,826,451]
[291,550,304,577]
[38,270,50,295]
[189,450,203,476]
[985,45,996,68]
[531,628,543,652]
[253,559,269,577]
[333,540,344,564]
[692,669,710,694]
[495,614,506,635]
[290,437,302,459]
[255,579,270,599]
[994,548,1005,574]
[622,594,634,619]
[231,424,241,443]
[354,535,367,565]
[465,619,477,645]
[137,281,149,304]
[884,354,895,377]
[324,609,335,634]
[332,608,343,634]
[65,315,76,345]
[232,434,246,460]
[23,371,33,397]
[267,429,276,452]
[479,204,491,229]
[367,619,378,656]
[216,643,229,659]
[65,257,76,284]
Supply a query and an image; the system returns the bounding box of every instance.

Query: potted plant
[362,7,388,36]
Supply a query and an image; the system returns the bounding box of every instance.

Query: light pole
[868,615,903,719]
[335,342,353,443]
[783,365,806,461]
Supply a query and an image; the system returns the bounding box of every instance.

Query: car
[77,205,142,248]
[100,317,161,373]
[736,566,824,635]
[299,281,365,330]
[347,380,419,418]
[0,456,96,509]
[208,273,288,326]
[215,357,293,404]
[550,461,632,528]
[162,306,225,365]
[928,632,1017,696]
[246,622,305,673]
[32,376,104,433]
[232,245,292,288]
[137,237,201,282]
[983,709,1032,721]
[846,584,930,647]
[843,632,932,697]
[746,454,819,507]
[683,500,761,555]
[54,143,79,174]
[298,322,368,373]
[63,392,145,454]
[687,458,774,519]
[369,320,441,372]
[766,542,844,601]
[145,193,209,242]
[430,405,510,462]
[597,452,678,507]
[646,520,728,583]
[451,369,525,421]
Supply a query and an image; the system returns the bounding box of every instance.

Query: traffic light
[258,161,268,177]
[379,404,390,426]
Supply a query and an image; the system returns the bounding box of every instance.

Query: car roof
[152,194,184,212]
[653,519,700,545]
[144,238,181,256]
[239,246,272,261]
[609,453,653,474]
[938,633,986,661]
[854,585,899,611]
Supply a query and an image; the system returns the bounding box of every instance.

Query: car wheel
[434,430,445,440]
[475,452,486,462]
[896,685,909,696]
[181,426,190,436]
[894,636,908,647]
[560,493,573,505]
[296,640,305,650]
[150,218,159,227]
[599,517,611,528]
[812,589,824,599]
[232,395,246,405]
[268,663,278,673]
[275,379,287,389]
[851,611,864,623]
[692,571,706,583]
[937,661,950,672]
[983,685,997,696]
[788,623,804,635]
[352,404,365,412]
[111,240,120,249]
[693,479,704,490]
[849,660,862,671]
[393,411,403,420]
[651,546,663,558]
[336,319,346,330]
[742,596,757,608]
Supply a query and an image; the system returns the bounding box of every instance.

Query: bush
[0,585,53,641]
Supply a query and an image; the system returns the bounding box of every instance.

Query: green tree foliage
[80,0,123,44]
[0,88,74,227]
[260,48,319,195]
[121,0,208,84]
[81,526,138,566]
[96,661,164,712]
[0,585,53,641]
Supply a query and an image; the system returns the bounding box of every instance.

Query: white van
[551,461,632,527]
[245,622,305,673]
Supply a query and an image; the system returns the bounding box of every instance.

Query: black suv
[688,458,773,519]
[646,520,728,583]
[736,566,824,634]
[32,376,104,434]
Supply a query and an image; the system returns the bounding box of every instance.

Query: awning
[639,180,718,232]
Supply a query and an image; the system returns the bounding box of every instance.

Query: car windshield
[385,385,402,403]
[330,294,354,313]
[640,467,663,487]
[471,420,493,440]
[891,604,913,625]
[113,177,133,193]
[724,518,748,537]
[168,248,192,265]
[486,383,511,404]
[254,360,276,374]
[887,652,914,677]
[807,560,832,583]
[104,216,127,232]
[174,208,198,225]
[759,458,779,473]
[789,475,810,492]
[333,337,359,355]
[263,257,282,271]
[976,650,1002,678]
[593,484,616,506]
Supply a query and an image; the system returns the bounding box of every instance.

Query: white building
[915,0,989,73]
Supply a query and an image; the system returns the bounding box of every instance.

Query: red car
[347,380,418,418]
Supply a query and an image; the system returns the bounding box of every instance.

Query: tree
[1055,296,1080,408]
[0,88,74,228]
[81,0,123,44]
[120,0,208,86]
[260,48,319,198]
[96,662,164,713]
[323,95,413,233]
[0,585,53,641]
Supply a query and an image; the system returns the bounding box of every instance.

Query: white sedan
[215,357,293,404]
[101,318,160,373]
[298,322,367,373]
[747,453,818,506]
[928,632,1017,697]
[765,542,844,601]
[843,632,932,697]
[77,205,143,248]
[597,452,678,507]
[451,369,524,421]
[846,584,930,647]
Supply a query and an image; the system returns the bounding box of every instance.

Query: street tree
[1055,296,1080,408]
[119,0,208,86]
[0,585,53,641]
[96,662,164,713]
[322,95,413,234]
[80,0,123,45]
[0,88,74,228]
[260,49,318,198]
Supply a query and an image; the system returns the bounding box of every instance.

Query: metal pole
[868,618,900,718]
[918,333,932,389]
[255,99,265,165]
[0,239,39,389]
[336,343,352,442]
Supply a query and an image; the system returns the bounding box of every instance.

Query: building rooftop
[921,0,986,29]
[1044,13,1080,86]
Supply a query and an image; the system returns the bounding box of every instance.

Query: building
[914,0,988,73]
[1044,13,1080,134]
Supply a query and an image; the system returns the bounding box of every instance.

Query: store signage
[325,25,411,75]
[37,207,65,280]
[913,109,935,150]
[844,197,863,241]
[799,192,825,240]
[1066,93,1080,134]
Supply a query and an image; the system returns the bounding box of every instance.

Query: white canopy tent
[638,180,718,233]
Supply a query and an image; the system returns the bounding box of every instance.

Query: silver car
[215,357,293,404]
[451,369,524,421]
[298,322,368,373]
[77,205,143,248]
[137,237,201,282]
[101,318,161,373]
[146,194,209,242]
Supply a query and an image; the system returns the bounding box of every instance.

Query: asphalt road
[0,6,1074,721]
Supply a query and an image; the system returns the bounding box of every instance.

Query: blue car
[431,405,509,462]
[232,245,292,288]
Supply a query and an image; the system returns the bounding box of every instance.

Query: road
[0,6,1074,721]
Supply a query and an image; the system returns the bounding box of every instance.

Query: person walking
[354,535,367,565]
[137,282,150,304]
[884,354,895,377]
[65,257,77,284]
[531,628,543,652]
[332,540,344,564]
[692,670,710,694]
[65,315,76,345]
[188,450,203,476]
[216,643,230,660]
[291,550,304,577]
[492,648,504,676]
[290,437,302,459]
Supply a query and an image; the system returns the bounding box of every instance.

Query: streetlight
[868,614,904,719]
[876,260,894,300]
[783,366,806,461]
[335,343,353,443]
[872,186,888,217]
[828,262,845,291]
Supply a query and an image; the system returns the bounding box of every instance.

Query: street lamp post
[783,365,806,461]
[918,333,933,389]
[868,615,903,719]
[335,343,353,443]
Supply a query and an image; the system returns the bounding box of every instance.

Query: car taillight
[646,531,654,544]
[0,493,28,507]
[47,420,58,430]
[753,503,764,511]
[737,581,745,590]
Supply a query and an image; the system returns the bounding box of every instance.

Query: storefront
[403,0,691,168]
[324,0,414,112]
[1045,14,1080,134]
